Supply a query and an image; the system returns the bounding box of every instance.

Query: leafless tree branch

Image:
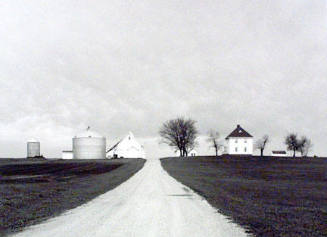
[159,117,198,157]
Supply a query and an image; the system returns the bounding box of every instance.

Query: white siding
[227,137,253,155]
[271,152,287,157]
[107,132,145,159]
[62,151,73,159]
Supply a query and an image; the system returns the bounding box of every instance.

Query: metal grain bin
[27,139,40,158]
[73,128,106,159]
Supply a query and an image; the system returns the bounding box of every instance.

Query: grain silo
[27,138,40,158]
[73,127,106,159]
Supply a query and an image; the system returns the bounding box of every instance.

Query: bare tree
[206,130,222,156]
[285,133,299,157]
[159,117,198,157]
[255,135,269,157]
[298,136,313,157]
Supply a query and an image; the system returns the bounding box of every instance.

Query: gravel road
[12,159,248,237]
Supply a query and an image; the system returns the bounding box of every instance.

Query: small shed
[271,151,287,157]
[189,150,197,157]
[62,151,73,159]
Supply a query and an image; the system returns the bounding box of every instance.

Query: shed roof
[272,151,287,154]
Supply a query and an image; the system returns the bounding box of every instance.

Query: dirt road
[12,159,248,237]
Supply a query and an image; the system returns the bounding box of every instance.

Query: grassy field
[161,156,327,237]
[0,158,145,236]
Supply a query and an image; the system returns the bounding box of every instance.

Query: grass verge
[0,158,145,236]
[160,156,327,237]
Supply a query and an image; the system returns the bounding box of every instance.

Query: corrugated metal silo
[73,128,106,159]
[27,138,40,158]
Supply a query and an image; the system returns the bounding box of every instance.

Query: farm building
[189,150,197,156]
[62,150,73,159]
[107,132,146,158]
[73,127,106,159]
[225,125,253,155]
[27,138,40,158]
[271,150,287,157]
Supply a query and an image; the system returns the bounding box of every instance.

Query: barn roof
[225,125,253,139]
[107,140,122,153]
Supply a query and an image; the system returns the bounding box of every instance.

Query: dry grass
[161,156,327,237]
[0,158,145,236]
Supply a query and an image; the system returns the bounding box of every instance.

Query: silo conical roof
[75,128,104,138]
[27,138,39,143]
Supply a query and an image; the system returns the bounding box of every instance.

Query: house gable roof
[225,125,253,139]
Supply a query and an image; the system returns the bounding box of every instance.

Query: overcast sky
[0,0,326,158]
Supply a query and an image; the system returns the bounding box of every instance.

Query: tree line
[159,117,313,157]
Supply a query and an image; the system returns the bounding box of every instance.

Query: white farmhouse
[107,132,146,158]
[225,125,253,155]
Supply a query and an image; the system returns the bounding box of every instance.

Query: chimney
[237,124,240,128]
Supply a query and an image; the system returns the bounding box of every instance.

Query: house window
[244,147,247,152]
[235,147,238,152]
[235,139,238,143]
[244,140,247,143]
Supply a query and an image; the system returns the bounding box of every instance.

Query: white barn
[225,125,253,155]
[107,132,146,159]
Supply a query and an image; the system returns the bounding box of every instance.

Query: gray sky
[0,0,326,158]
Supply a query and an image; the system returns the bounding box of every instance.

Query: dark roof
[272,151,287,154]
[225,125,253,139]
[106,140,122,153]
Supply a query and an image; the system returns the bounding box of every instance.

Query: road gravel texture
[11,159,248,237]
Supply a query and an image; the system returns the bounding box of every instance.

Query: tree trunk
[260,149,263,157]
[215,149,218,157]
[182,149,186,157]
[184,147,187,157]
[293,149,296,157]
